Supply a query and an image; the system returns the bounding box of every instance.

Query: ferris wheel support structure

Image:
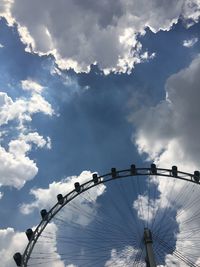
[144,228,156,267]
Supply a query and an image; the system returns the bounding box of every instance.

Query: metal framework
[144,228,156,267]
[13,165,200,266]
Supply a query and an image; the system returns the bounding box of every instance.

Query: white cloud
[27,93,53,116]
[20,171,106,226]
[133,194,163,222]
[105,246,141,266]
[159,254,188,267]
[0,43,4,48]
[0,90,53,128]
[20,132,51,148]
[30,223,65,267]
[21,79,44,94]
[0,143,37,189]
[0,132,50,189]
[0,227,27,267]
[0,0,14,26]
[0,224,65,267]
[0,81,53,189]
[8,139,31,157]
[183,37,198,47]
[182,0,200,27]
[1,0,200,73]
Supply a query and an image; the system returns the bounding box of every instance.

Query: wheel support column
[144,228,156,267]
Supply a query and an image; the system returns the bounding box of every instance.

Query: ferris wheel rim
[14,164,200,267]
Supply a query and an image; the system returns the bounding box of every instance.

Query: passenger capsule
[74,182,81,192]
[130,164,136,175]
[111,168,117,178]
[26,228,33,241]
[13,252,22,266]
[194,171,200,183]
[172,166,178,177]
[57,194,64,205]
[40,209,48,220]
[151,163,157,174]
[92,173,98,184]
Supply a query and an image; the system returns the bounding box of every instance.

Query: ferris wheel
[13,164,200,267]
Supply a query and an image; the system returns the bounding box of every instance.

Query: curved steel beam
[14,165,200,266]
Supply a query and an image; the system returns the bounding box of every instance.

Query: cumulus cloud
[133,194,163,222]
[132,55,200,172]
[30,223,65,267]
[0,87,53,128]
[0,132,50,189]
[0,0,14,25]
[20,132,51,148]
[0,143,37,188]
[20,171,106,226]
[0,227,27,267]
[1,0,200,73]
[0,80,54,189]
[183,37,198,47]
[158,254,188,267]
[21,79,44,94]
[105,246,141,266]
[0,224,65,267]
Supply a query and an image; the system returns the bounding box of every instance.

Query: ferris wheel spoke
[154,233,199,267]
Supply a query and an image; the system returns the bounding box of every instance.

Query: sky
[0,0,200,266]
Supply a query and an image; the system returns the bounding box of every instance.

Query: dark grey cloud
[1,0,200,73]
[133,54,200,170]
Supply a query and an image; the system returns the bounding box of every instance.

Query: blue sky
[0,1,200,266]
